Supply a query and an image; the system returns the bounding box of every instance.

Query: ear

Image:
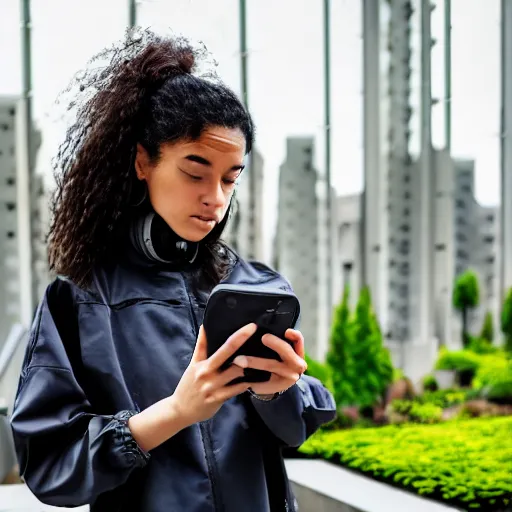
[135,143,150,181]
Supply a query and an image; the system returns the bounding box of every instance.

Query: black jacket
[10,247,336,511]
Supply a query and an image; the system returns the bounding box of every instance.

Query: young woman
[10,30,335,512]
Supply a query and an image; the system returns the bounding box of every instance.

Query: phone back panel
[203,285,301,382]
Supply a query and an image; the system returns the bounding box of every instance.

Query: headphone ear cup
[130,211,199,265]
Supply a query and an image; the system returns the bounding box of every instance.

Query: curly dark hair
[47,29,254,288]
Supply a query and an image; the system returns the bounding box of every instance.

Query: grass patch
[300,416,512,510]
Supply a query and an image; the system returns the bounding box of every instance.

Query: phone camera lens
[226,296,237,309]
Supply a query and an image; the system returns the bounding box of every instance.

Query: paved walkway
[0,485,88,512]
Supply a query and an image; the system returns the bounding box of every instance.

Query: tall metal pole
[444,0,451,150]
[129,0,137,28]
[20,0,36,316]
[324,0,333,320]
[239,0,249,110]
[238,0,256,259]
[500,0,512,300]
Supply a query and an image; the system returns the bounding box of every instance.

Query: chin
[177,224,215,243]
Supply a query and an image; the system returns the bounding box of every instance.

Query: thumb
[192,325,208,362]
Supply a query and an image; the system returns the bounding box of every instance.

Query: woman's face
[135,126,246,242]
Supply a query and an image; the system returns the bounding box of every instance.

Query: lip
[193,215,218,222]
[190,216,218,229]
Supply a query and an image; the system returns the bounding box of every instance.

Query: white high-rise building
[363,0,435,336]
[274,137,324,358]
[336,193,362,309]
[0,96,44,349]
[224,148,264,261]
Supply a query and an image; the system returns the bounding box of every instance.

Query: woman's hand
[171,323,256,427]
[129,324,255,452]
[232,329,307,397]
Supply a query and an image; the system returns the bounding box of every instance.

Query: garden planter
[434,370,455,389]
[457,369,475,387]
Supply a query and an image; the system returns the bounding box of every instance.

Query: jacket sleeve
[10,279,150,507]
[250,375,336,448]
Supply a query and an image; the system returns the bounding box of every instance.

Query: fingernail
[234,355,248,368]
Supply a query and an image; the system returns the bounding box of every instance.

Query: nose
[202,180,226,209]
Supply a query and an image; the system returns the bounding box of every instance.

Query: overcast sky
[0,0,501,259]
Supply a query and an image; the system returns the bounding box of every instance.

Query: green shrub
[468,336,498,355]
[422,374,438,392]
[326,286,393,408]
[453,270,480,347]
[304,354,332,392]
[418,389,468,409]
[501,288,512,353]
[472,355,511,390]
[392,367,405,382]
[480,311,495,343]
[435,348,481,372]
[485,378,512,403]
[300,417,512,511]
[326,286,355,406]
[390,399,442,424]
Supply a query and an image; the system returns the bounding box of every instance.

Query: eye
[222,178,237,185]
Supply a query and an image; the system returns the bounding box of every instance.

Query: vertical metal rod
[238,0,255,259]
[324,0,332,319]
[129,0,137,28]
[500,0,512,301]
[20,0,36,315]
[444,0,451,150]
[240,0,249,110]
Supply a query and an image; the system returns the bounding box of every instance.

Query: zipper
[181,272,222,512]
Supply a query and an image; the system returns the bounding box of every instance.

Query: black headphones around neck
[130,211,200,265]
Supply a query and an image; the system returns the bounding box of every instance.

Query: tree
[326,286,355,407]
[452,270,480,347]
[480,311,494,343]
[350,287,393,407]
[501,288,512,353]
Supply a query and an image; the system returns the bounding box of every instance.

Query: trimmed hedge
[300,417,512,510]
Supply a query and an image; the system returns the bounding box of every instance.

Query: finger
[233,355,294,379]
[191,325,208,362]
[214,363,246,387]
[207,323,257,370]
[262,334,307,374]
[285,329,306,360]
[212,381,251,403]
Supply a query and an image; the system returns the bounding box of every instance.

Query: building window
[399,262,409,276]
[398,240,410,255]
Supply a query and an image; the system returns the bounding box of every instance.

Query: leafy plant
[390,399,443,424]
[435,348,481,373]
[468,336,498,355]
[502,287,512,353]
[417,389,468,409]
[480,311,494,343]
[422,374,438,392]
[326,286,393,409]
[453,270,480,347]
[326,286,354,406]
[304,353,332,392]
[392,367,405,382]
[300,417,512,511]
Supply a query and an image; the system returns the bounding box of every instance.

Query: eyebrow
[184,154,244,171]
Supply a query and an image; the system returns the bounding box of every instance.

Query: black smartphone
[203,284,301,383]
